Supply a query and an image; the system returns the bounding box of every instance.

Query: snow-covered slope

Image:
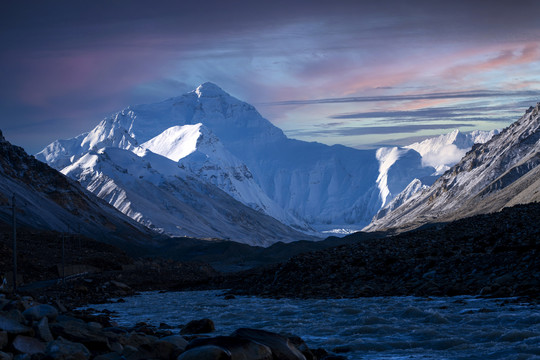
[366,103,540,231]
[0,130,154,246]
[61,146,309,246]
[138,123,307,229]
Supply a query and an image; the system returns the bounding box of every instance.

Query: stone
[0,331,7,349]
[177,345,231,360]
[22,304,58,322]
[4,311,25,327]
[12,335,45,355]
[35,317,53,342]
[110,281,131,291]
[0,351,12,360]
[288,336,314,360]
[55,300,67,313]
[121,345,138,359]
[143,339,178,360]
[45,337,91,360]
[187,336,272,360]
[50,318,110,351]
[108,341,123,353]
[0,315,31,335]
[231,328,306,360]
[160,335,189,352]
[123,333,158,349]
[94,353,124,360]
[181,319,215,335]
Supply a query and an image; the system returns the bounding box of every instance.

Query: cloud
[328,103,532,123]
[262,90,538,106]
[287,123,474,138]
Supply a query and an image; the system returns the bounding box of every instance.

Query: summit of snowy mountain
[37,83,501,244]
[366,103,540,231]
[195,82,227,98]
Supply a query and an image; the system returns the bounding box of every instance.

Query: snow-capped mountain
[0,130,154,246]
[37,82,499,242]
[405,129,499,174]
[366,103,540,231]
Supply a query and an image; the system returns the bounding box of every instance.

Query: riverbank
[0,292,342,359]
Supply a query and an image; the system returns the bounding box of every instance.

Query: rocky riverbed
[0,293,341,359]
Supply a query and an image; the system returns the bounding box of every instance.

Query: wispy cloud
[328,103,531,122]
[287,123,474,138]
[261,90,538,106]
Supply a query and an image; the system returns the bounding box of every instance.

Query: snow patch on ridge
[140,124,201,162]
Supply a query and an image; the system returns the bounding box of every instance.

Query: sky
[1,0,539,154]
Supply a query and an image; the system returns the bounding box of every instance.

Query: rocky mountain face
[0,130,155,247]
[367,103,540,231]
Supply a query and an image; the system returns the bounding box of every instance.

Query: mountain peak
[195,82,227,98]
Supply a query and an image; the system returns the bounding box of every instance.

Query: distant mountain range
[367,103,540,231]
[37,83,499,245]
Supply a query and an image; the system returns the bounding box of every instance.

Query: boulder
[45,337,91,360]
[0,331,7,349]
[0,315,31,335]
[94,353,124,360]
[181,319,215,335]
[139,339,179,360]
[288,335,314,360]
[35,317,54,342]
[123,333,158,348]
[231,328,306,360]
[177,345,231,360]
[110,281,131,291]
[22,304,58,322]
[187,336,272,360]
[12,335,46,354]
[160,335,189,351]
[50,318,110,351]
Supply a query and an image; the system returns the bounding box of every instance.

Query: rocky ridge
[0,130,155,248]
[367,102,540,231]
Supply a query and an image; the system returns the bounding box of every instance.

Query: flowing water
[84,291,540,359]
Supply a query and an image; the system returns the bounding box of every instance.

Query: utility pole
[12,194,16,293]
[62,233,66,287]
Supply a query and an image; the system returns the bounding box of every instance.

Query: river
[83,290,540,359]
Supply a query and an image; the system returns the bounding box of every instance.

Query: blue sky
[1,0,539,153]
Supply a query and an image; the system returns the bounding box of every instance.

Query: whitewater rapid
[84,291,540,359]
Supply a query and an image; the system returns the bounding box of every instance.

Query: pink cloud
[443,44,540,81]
